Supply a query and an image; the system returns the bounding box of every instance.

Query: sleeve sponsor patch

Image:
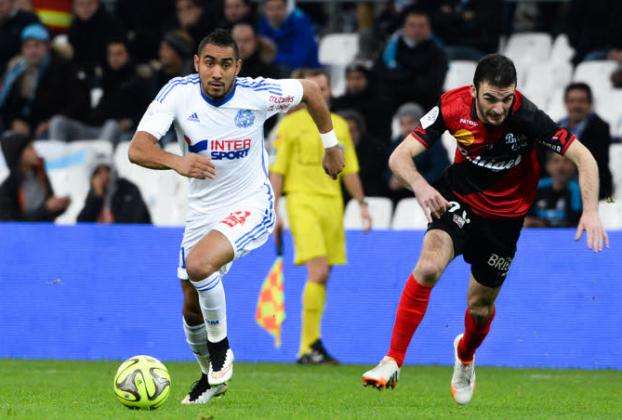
[420,106,439,129]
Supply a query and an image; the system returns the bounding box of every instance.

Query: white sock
[191,272,228,343]
[182,317,210,374]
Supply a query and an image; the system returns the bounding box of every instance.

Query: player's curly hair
[198,29,240,58]
[473,54,517,89]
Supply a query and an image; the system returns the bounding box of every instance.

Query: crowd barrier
[0,223,620,369]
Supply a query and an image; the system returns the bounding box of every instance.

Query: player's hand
[412,180,449,222]
[322,145,344,180]
[575,210,609,252]
[360,202,372,233]
[46,196,71,213]
[174,153,216,179]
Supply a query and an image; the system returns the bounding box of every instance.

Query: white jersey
[136,75,303,216]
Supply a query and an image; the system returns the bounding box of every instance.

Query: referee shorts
[286,193,346,266]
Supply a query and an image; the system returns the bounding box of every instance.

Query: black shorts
[427,189,524,288]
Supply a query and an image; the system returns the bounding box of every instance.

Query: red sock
[457,307,495,363]
[387,274,432,367]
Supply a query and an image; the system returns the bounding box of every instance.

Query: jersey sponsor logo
[459,118,478,126]
[187,112,200,122]
[210,138,252,160]
[463,152,523,171]
[454,128,477,146]
[235,109,255,128]
[222,210,251,227]
[420,106,439,129]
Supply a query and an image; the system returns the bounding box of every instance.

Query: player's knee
[468,303,494,324]
[413,258,444,285]
[185,256,218,282]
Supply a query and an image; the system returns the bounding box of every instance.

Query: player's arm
[564,140,609,252]
[389,135,448,222]
[128,132,216,179]
[299,79,344,179]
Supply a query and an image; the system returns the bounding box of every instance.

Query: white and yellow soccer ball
[113,355,171,410]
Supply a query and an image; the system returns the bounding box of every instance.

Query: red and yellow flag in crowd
[255,256,285,348]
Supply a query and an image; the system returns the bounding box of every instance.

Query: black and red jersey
[412,86,576,219]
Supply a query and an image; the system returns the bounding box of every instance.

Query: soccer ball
[113,355,171,410]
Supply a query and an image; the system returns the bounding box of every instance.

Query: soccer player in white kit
[128,29,345,404]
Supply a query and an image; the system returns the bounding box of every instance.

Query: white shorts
[177,183,275,280]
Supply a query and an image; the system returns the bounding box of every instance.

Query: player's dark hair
[564,82,593,103]
[403,6,430,21]
[473,54,517,90]
[197,29,239,58]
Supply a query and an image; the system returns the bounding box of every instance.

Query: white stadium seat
[505,32,553,85]
[391,198,428,230]
[319,33,360,97]
[441,132,456,163]
[599,201,622,229]
[610,144,622,200]
[522,61,573,110]
[34,140,114,224]
[318,33,359,66]
[546,87,567,122]
[594,90,622,139]
[444,60,477,91]
[573,61,618,97]
[277,195,289,229]
[550,34,575,64]
[344,197,393,230]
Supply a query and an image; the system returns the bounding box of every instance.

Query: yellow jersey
[270,108,359,197]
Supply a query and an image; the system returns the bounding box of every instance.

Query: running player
[128,29,345,404]
[361,54,609,404]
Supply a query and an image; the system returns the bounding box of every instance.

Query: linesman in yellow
[269,68,372,364]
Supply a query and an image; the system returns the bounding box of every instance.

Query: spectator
[0,131,70,221]
[174,0,217,48]
[258,0,320,73]
[385,102,449,204]
[117,0,174,62]
[525,153,581,228]
[432,0,503,60]
[67,0,124,80]
[222,0,254,29]
[49,39,152,143]
[567,0,622,63]
[339,110,387,197]
[149,30,195,92]
[380,8,448,110]
[0,0,40,75]
[558,82,613,199]
[0,24,90,138]
[77,155,151,224]
[232,22,278,79]
[332,61,393,142]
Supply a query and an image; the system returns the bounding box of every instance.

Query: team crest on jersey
[235,109,255,128]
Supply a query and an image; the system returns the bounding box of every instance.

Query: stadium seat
[505,32,553,65]
[34,140,108,224]
[391,198,428,230]
[599,200,622,229]
[318,33,359,66]
[610,144,622,200]
[444,60,477,90]
[573,61,618,97]
[344,197,393,230]
[550,34,575,64]
[594,90,622,139]
[546,87,567,122]
[277,195,289,229]
[441,132,456,163]
[0,147,7,185]
[522,61,573,110]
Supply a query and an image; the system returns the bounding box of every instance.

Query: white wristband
[320,130,339,149]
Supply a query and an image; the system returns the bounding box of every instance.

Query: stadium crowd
[0,0,619,227]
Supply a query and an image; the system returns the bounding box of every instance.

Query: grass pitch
[0,360,620,419]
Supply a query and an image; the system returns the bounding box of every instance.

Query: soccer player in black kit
[362,54,609,404]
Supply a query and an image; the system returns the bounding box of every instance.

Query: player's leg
[451,216,521,404]
[298,256,338,364]
[179,279,227,404]
[185,230,235,385]
[362,229,454,389]
[450,276,500,405]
